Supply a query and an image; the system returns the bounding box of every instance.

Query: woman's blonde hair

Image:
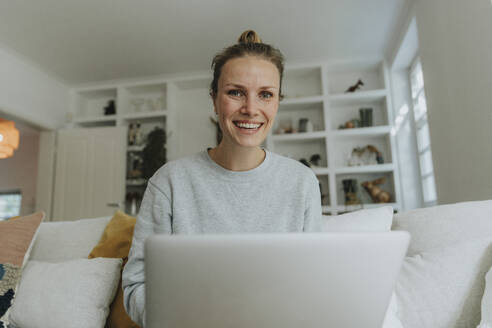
[209,30,285,100]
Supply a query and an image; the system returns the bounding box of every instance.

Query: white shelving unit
[70,80,174,214]
[69,59,401,216]
[266,59,401,215]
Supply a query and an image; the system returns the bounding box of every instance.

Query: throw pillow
[322,206,393,232]
[30,215,112,262]
[478,264,492,328]
[9,258,122,328]
[89,210,139,328]
[0,211,45,328]
[392,199,492,256]
[322,206,403,328]
[395,238,492,328]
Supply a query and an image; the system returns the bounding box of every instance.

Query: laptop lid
[145,232,409,328]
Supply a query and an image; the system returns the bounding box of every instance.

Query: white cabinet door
[52,127,127,221]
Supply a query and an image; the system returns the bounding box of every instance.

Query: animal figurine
[348,147,366,166]
[348,145,383,166]
[345,79,364,93]
[366,145,384,164]
[361,177,391,203]
[310,154,321,167]
[104,100,116,115]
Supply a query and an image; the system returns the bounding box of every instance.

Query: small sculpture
[338,118,361,129]
[104,100,116,115]
[342,179,361,205]
[128,123,136,145]
[348,147,366,166]
[298,118,314,133]
[310,154,321,167]
[348,145,383,166]
[366,145,384,164]
[131,98,145,112]
[359,108,373,127]
[276,119,296,134]
[127,153,143,179]
[361,177,391,203]
[345,79,364,93]
[134,122,144,146]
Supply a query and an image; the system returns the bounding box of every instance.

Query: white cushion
[322,206,402,328]
[322,206,393,232]
[382,293,404,328]
[392,199,492,255]
[9,258,122,328]
[30,216,112,262]
[478,265,492,328]
[395,238,492,328]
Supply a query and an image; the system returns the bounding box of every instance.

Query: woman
[122,30,322,327]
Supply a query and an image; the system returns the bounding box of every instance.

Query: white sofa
[20,199,492,327]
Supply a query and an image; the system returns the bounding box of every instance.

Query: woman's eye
[260,91,273,99]
[228,90,242,97]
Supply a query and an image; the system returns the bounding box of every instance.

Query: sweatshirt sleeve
[122,179,173,327]
[303,173,323,232]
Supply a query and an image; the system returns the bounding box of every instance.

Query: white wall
[415,0,492,204]
[0,44,69,129]
[0,134,40,216]
[174,87,216,160]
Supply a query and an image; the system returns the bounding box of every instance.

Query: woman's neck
[208,142,265,172]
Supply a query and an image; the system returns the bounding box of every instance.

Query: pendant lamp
[0,119,20,159]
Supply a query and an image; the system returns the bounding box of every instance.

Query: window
[410,58,437,206]
[0,190,22,220]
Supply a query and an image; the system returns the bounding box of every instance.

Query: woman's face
[213,56,280,149]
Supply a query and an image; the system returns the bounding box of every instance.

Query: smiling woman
[207,30,285,171]
[121,30,323,327]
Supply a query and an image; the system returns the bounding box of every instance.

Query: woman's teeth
[234,122,262,129]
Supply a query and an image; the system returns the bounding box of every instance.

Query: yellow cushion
[88,210,139,328]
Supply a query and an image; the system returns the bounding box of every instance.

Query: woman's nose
[240,94,260,115]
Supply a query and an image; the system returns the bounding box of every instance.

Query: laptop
[145,232,409,328]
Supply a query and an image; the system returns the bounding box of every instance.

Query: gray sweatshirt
[122,148,322,326]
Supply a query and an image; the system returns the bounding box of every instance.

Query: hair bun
[237,30,262,44]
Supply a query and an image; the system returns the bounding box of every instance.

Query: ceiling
[0,0,407,86]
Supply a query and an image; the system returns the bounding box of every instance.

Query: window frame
[408,56,437,207]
